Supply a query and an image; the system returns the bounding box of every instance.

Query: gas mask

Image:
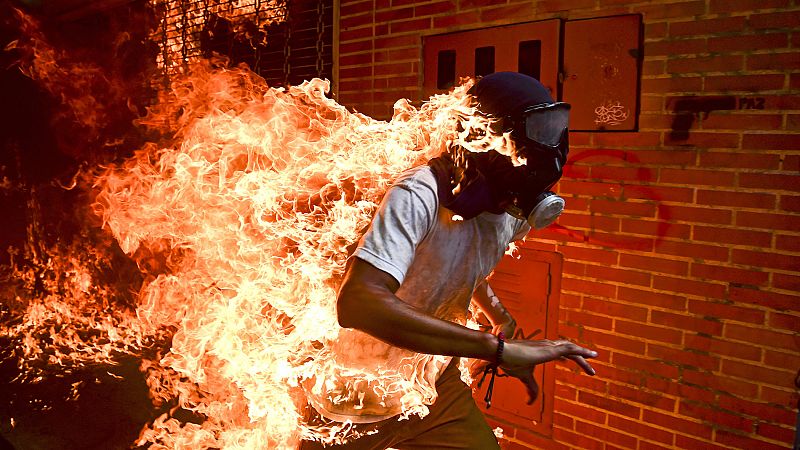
[501,101,570,229]
[428,72,571,228]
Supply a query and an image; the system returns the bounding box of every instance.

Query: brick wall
[336,0,800,449]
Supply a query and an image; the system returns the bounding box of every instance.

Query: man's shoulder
[392,165,437,193]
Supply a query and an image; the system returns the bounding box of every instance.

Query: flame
[3,9,516,448]
[92,59,512,447]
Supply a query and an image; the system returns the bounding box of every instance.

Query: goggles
[517,102,571,148]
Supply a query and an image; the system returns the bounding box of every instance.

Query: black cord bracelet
[478,331,505,409]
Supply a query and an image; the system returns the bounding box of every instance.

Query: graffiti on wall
[668,95,765,140]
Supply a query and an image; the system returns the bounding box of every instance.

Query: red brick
[614,353,681,379]
[645,21,667,39]
[432,10,480,28]
[639,0,706,19]
[684,334,762,361]
[340,52,373,66]
[653,310,724,336]
[624,185,694,204]
[341,11,375,29]
[590,165,658,183]
[666,54,744,74]
[724,323,798,350]
[660,168,736,187]
[701,115,785,134]
[619,253,688,276]
[742,134,800,151]
[586,296,648,321]
[340,0,373,16]
[714,429,788,450]
[650,343,721,372]
[768,311,800,331]
[690,263,769,286]
[583,328,646,354]
[709,0,791,14]
[588,265,652,287]
[643,76,704,95]
[339,65,374,78]
[780,195,800,212]
[682,368,759,398]
[652,275,727,301]
[609,415,675,445]
[697,189,776,208]
[413,1,454,17]
[678,401,755,432]
[552,428,605,450]
[772,272,800,291]
[388,16,431,33]
[698,152,780,170]
[593,132,664,148]
[575,420,638,449]
[740,172,800,193]
[615,320,683,346]
[692,225,772,247]
[340,26,374,41]
[729,286,799,311]
[587,231,656,252]
[340,40,373,53]
[560,179,623,197]
[647,38,708,57]
[559,213,620,233]
[578,390,641,419]
[653,241,729,262]
[687,298,766,325]
[705,74,786,92]
[566,309,613,330]
[662,205,733,225]
[373,33,419,49]
[676,435,729,450]
[617,286,687,311]
[556,398,608,425]
[757,422,796,443]
[718,396,795,425]
[760,385,797,407]
[559,246,618,266]
[737,211,800,232]
[561,277,617,299]
[480,3,534,22]
[749,11,800,30]
[666,131,741,149]
[749,51,800,71]
[538,0,595,13]
[765,349,800,372]
[783,153,800,170]
[732,248,799,271]
[669,16,747,37]
[708,33,790,53]
[591,199,657,217]
[621,218,691,240]
[642,59,665,77]
[776,234,800,252]
[643,409,712,440]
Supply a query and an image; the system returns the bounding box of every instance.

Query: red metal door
[474,248,562,437]
[422,20,561,99]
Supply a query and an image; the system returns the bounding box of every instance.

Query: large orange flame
[4,8,519,447]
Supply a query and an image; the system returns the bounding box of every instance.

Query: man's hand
[500,339,597,404]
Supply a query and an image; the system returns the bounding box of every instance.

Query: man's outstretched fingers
[565,355,596,375]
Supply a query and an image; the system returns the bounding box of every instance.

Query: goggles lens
[522,102,571,147]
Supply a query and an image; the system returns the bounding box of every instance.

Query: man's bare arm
[337,257,597,385]
[337,258,499,361]
[471,278,516,338]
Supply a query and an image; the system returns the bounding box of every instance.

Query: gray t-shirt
[307,165,529,423]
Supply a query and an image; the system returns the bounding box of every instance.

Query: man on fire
[301,72,597,449]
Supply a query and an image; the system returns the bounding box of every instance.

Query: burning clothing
[305,166,528,424]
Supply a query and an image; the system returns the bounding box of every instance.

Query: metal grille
[150,0,333,89]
